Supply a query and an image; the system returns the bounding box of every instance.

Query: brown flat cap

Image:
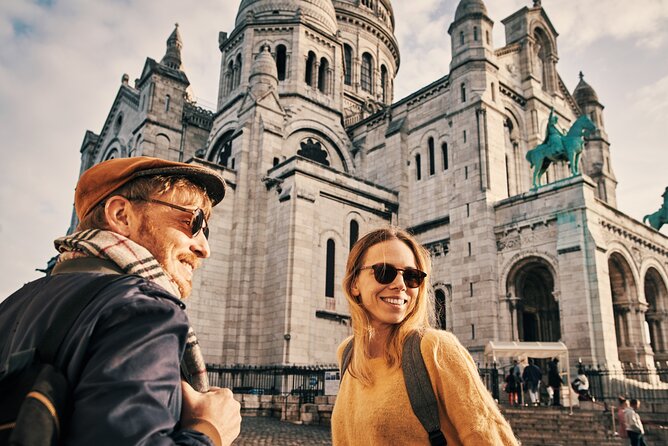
[75,156,226,220]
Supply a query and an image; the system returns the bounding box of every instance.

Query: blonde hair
[342,226,434,385]
[77,175,212,231]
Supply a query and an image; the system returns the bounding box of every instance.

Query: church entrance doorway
[507,258,561,343]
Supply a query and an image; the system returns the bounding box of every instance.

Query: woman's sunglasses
[359,263,427,289]
[131,197,209,239]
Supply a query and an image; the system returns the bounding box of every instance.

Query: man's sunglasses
[132,197,209,240]
[359,263,427,289]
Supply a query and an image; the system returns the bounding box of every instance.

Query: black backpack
[0,274,125,446]
[341,331,447,446]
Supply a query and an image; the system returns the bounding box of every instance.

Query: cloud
[0,0,236,298]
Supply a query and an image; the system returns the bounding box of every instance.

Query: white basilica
[73,0,668,372]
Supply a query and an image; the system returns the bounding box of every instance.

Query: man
[0,157,241,445]
[543,108,565,155]
[522,359,542,406]
[625,399,647,446]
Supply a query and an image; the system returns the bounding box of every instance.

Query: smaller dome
[573,71,599,105]
[236,0,338,36]
[454,0,488,22]
[249,45,278,95]
[251,45,278,80]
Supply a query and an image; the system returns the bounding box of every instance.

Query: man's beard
[137,217,198,298]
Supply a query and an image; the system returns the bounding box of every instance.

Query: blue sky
[1,0,667,299]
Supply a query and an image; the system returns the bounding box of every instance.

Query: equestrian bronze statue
[526,109,597,189]
[644,187,668,231]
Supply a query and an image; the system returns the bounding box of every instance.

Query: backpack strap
[38,274,128,364]
[340,338,354,376]
[402,331,447,446]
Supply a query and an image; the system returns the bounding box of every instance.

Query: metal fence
[208,363,501,404]
[478,366,501,401]
[206,364,338,403]
[583,365,668,403]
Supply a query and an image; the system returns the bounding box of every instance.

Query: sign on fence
[324,371,341,395]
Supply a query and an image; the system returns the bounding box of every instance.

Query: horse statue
[643,187,668,231]
[525,113,597,189]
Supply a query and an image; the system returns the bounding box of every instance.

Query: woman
[617,396,629,439]
[331,227,517,445]
[505,369,521,406]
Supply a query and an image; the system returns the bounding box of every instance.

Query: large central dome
[236,0,339,36]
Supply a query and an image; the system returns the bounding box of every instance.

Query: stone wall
[234,393,336,426]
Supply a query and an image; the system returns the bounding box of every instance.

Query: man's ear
[104,196,136,237]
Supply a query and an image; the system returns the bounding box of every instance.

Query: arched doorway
[507,258,560,342]
[644,267,668,362]
[608,252,647,365]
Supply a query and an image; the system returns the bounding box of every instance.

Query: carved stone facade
[74,0,668,372]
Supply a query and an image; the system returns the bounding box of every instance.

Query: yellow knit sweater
[331,329,518,445]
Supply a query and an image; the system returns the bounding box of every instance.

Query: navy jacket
[0,259,213,445]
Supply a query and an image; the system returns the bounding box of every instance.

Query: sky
[1,0,667,299]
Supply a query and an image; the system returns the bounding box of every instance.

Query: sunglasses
[133,197,210,239]
[359,263,427,289]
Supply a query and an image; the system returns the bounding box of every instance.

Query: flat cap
[75,156,226,220]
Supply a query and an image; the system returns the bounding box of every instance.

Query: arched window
[473,26,478,41]
[442,143,449,170]
[361,53,373,93]
[460,83,466,102]
[276,44,287,81]
[435,289,446,330]
[380,65,388,103]
[113,114,123,134]
[325,239,335,297]
[318,57,329,93]
[428,137,435,175]
[234,54,242,88]
[208,130,234,167]
[165,94,171,112]
[305,51,316,86]
[415,154,422,181]
[349,220,359,249]
[227,60,234,93]
[486,30,490,44]
[344,44,353,86]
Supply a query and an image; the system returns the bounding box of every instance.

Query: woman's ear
[104,195,134,237]
[351,280,360,300]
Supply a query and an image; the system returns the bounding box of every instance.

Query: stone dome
[236,0,338,36]
[454,0,488,22]
[251,45,278,81]
[573,71,599,105]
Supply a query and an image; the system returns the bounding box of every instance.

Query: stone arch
[345,211,364,250]
[208,129,235,167]
[319,229,345,302]
[504,109,523,196]
[504,254,561,342]
[99,137,125,163]
[643,265,668,362]
[608,250,647,365]
[156,133,170,152]
[530,25,557,92]
[284,121,352,173]
[433,283,452,331]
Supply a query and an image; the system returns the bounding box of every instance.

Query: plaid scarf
[55,229,210,392]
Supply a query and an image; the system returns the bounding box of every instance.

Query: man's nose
[192,231,210,258]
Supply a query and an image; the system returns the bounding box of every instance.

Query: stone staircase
[501,406,623,446]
